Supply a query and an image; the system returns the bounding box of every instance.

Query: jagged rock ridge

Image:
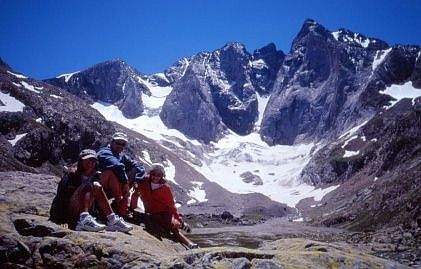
[42,20,420,146]
[260,19,420,145]
[160,42,284,142]
[44,59,150,119]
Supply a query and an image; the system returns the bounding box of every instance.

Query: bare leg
[128,168,139,211]
[68,184,95,229]
[100,170,129,217]
[81,191,94,213]
[130,190,140,211]
[173,229,195,246]
[92,182,113,217]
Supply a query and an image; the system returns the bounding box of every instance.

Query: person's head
[77,149,98,175]
[110,132,128,154]
[148,163,166,183]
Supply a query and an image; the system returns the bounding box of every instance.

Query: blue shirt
[97,145,145,184]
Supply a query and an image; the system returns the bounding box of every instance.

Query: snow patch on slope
[256,93,269,129]
[0,92,25,112]
[57,71,79,82]
[92,83,341,207]
[8,133,27,146]
[372,48,392,71]
[187,181,208,204]
[331,30,371,48]
[382,81,421,107]
[7,71,27,79]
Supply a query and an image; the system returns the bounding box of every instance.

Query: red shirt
[137,176,182,222]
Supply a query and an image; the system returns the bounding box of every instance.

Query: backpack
[49,175,70,224]
[49,166,81,224]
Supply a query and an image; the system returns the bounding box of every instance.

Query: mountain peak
[290,19,331,53]
[331,28,389,49]
[294,19,328,40]
[221,42,247,53]
[303,18,318,26]
[0,57,12,72]
[86,58,145,77]
[300,19,328,34]
[94,58,129,69]
[253,43,278,57]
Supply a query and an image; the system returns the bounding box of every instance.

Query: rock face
[162,19,418,145]
[260,19,420,145]
[160,42,284,142]
[251,42,285,96]
[41,20,419,146]
[299,96,421,233]
[160,60,228,143]
[44,59,149,118]
[0,63,118,173]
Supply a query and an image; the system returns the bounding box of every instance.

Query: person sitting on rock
[49,149,133,232]
[130,163,198,249]
[96,132,145,218]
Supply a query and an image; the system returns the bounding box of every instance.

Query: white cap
[112,132,128,142]
[149,163,166,177]
[79,149,97,160]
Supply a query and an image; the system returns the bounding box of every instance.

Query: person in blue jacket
[97,132,145,218]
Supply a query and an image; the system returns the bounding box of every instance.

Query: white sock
[107,213,117,223]
[80,212,89,220]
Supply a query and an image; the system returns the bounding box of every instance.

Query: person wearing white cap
[96,131,145,218]
[49,149,133,233]
[131,163,198,249]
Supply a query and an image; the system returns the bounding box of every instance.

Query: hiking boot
[75,214,106,232]
[106,214,133,232]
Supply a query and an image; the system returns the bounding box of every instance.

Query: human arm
[97,147,129,184]
[121,154,145,183]
[162,185,183,224]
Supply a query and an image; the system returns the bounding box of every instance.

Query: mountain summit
[45,59,149,119]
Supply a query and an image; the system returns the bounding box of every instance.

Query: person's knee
[92,181,105,193]
[100,170,118,181]
[80,183,93,194]
[93,181,102,189]
[128,167,137,180]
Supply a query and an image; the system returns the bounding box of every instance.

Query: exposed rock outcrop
[260,19,420,145]
[44,59,149,118]
[0,171,411,268]
[299,97,421,241]
[161,42,284,142]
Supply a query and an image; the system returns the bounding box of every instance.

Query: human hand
[122,183,130,197]
[92,171,102,182]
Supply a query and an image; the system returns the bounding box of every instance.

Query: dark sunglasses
[114,141,126,147]
[150,171,163,177]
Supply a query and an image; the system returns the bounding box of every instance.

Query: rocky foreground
[1,171,415,268]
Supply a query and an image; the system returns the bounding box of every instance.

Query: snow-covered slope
[91,76,340,207]
[91,73,420,208]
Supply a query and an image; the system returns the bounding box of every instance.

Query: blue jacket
[97,145,145,184]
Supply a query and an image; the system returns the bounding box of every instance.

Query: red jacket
[137,176,182,223]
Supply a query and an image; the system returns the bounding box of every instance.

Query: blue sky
[1,0,420,79]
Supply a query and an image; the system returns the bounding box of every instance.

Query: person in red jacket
[130,163,197,249]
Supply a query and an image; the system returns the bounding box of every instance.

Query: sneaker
[75,214,106,232]
[106,215,133,232]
